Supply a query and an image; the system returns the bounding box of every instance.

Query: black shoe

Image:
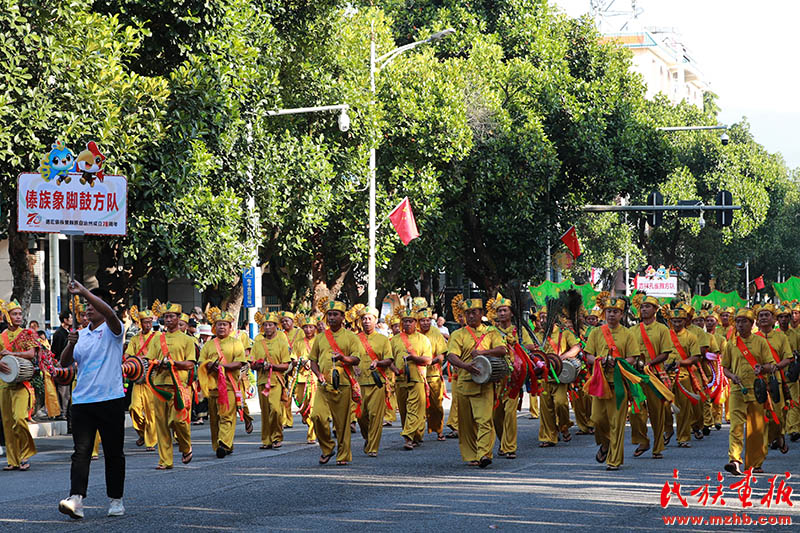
[478,456,492,469]
[724,461,743,476]
[702,426,711,436]
[692,429,703,440]
[216,447,227,459]
[790,433,800,442]
[714,424,722,430]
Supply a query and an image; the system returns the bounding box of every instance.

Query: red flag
[560,226,581,258]
[388,197,419,245]
[754,275,765,290]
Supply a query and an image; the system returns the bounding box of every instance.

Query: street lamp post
[367,25,455,308]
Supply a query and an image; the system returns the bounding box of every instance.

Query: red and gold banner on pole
[388,196,419,246]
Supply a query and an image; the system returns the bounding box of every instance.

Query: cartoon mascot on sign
[39,141,76,184]
[74,141,106,187]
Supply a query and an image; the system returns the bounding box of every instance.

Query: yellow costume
[356,318,393,455]
[281,320,304,428]
[0,322,36,469]
[391,326,432,444]
[756,327,791,447]
[584,303,639,469]
[629,315,671,457]
[293,316,318,443]
[493,322,533,456]
[447,319,505,463]
[308,311,364,463]
[666,326,700,445]
[420,316,448,437]
[251,314,291,447]
[723,317,771,470]
[125,330,157,449]
[198,320,246,454]
[234,328,254,433]
[539,327,579,445]
[146,325,196,468]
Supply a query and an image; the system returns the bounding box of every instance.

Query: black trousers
[70,397,126,499]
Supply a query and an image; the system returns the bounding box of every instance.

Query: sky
[551,0,800,169]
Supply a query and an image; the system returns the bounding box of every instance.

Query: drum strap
[1,330,11,351]
[600,325,621,359]
[259,337,287,395]
[135,332,155,358]
[358,332,392,409]
[547,331,562,356]
[212,338,242,416]
[726,326,735,341]
[400,332,430,408]
[737,334,779,423]
[325,329,362,416]
[669,329,705,403]
[755,332,788,380]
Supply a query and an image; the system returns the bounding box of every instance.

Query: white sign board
[634,274,678,298]
[17,172,127,236]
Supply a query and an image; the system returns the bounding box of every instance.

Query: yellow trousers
[313,384,353,462]
[258,383,284,445]
[456,382,495,462]
[539,382,570,444]
[786,382,800,434]
[154,386,192,467]
[92,431,101,457]
[728,390,766,469]
[529,393,539,418]
[357,384,386,454]
[426,377,444,435]
[208,389,237,452]
[295,382,316,441]
[283,379,294,428]
[572,388,591,431]
[591,394,627,468]
[446,378,459,431]
[673,376,698,444]
[398,382,426,442]
[383,373,398,423]
[630,385,666,455]
[492,388,517,454]
[239,377,254,430]
[0,385,35,467]
[130,383,156,447]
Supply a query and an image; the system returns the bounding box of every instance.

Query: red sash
[400,332,430,407]
[325,329,361,415]
[600,325,621,358]
[547,331,562,355]
[726,326,735,341]
[134,332,155,358]
[1,330,11,351]
[737,334,780,422]
[639,323,657,360]
[735,335,760,371]
[465,326,488,350]
[670,329,705,402]
[212,338,241,413]
[358,332,393,409]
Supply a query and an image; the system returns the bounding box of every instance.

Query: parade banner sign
[17,141,127,236]
[635,265,677,297]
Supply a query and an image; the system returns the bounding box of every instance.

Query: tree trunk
[310,229,350,310]
[7,222,36,320]
[94,241,148,311]
[221,279,244,324]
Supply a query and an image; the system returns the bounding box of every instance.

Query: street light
[367,26,456,308]
[656,124,729,144]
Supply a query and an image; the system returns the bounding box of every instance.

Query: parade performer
[391,309,433,450]
[293,314,320,444]
[490,293,534,459]
[197,308,246,458]
[706,309,728,430]
[251,312,291,449]
[784,303,800,442]
[445,298,505,468]
[279,311,303,428]
[383,312,401,427]
[538,307,581,448]
[417,307,448,441]
[755,305,792,454]
[146,301,196,469]
[664,305,701,448]
[583,296,640,471]
[309,300,363,466]
[629,294,672,459]
[0,299,36,471]
[723,308,773,475]
[356,306,393,457]
[233,325,254,435]
[125,305,157,451]
[58,282,125,519]
[445,296,466,437]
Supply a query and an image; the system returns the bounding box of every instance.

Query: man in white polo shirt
[57,280,125,520]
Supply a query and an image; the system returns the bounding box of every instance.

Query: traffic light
[646,191,663,227]
[716,190,734,227]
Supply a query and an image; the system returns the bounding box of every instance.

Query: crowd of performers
[1,289,800,475]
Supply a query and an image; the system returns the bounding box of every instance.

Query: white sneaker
[108,498,125,516]
[58,495,84,519]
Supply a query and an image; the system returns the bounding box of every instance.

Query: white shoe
[0,445,5,457]
[108,498,125,516]
[58,495,84,519]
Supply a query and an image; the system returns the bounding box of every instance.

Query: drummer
[445,298,505,468]
[0,299,37,471]
[490,294,534,459]
[538,308,581,447]
[390,309,432,450]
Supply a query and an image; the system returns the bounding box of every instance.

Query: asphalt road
[2,397,799,532]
